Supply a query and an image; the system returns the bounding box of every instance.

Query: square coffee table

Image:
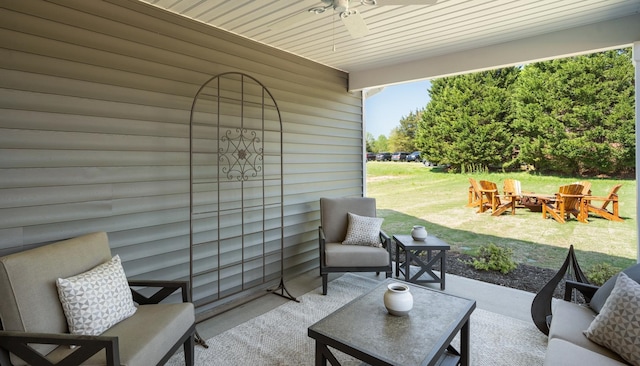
[393,234,450,290]
[308,278,476,366]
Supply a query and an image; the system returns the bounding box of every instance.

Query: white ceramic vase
[383,283,413,316]
[411,225,428,241]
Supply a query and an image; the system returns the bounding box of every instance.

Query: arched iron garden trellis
[189,72,296,320]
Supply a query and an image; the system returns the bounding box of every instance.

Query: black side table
[393,234,450,290]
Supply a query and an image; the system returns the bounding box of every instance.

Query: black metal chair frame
[318,227,393,295]
[0,280,196,366]
[530,245,590,335]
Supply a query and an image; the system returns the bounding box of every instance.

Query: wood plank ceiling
[139,0,640,77]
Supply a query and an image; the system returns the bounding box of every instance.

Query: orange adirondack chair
[479,180,515,216]
[581,184,624,222]
[574,180,592,195]
[467,178,491,213]
[542,184,587,223]
[503,178,526,208]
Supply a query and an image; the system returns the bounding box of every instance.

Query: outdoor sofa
[544,263,640,366]
[0,232,196,366]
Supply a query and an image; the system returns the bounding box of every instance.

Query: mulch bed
[444,252,566,298]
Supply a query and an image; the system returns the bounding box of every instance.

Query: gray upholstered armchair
[319,197,392,295]
[0,232,196,366]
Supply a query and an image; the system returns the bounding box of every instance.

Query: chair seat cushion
[324,242,390,267]
[550,300,625,362]
[46,303,195,366]
[544,338,628,366]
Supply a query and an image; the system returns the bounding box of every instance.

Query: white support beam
[349,13,640,91]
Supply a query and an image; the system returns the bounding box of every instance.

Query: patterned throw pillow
[342,212,384,248]
[585,272,640,366]
[56,255,137,336]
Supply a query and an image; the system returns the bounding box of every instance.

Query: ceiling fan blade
[341,10,369,39]
[268,10,314,31]
[377,0,438,5]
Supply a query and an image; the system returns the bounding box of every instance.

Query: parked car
[375,152,392,161]
[391,152,409,161]
[406,151,422,162]
[366,152,376,161]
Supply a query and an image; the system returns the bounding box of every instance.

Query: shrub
[470,243,517,274]
[587,263,620,286]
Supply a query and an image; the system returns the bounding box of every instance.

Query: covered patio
[1,0,640,364]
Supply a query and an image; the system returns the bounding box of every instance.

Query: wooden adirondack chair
[574,180,592,195]
[580,184,624,222]
[503,178,525,208]
[479,180,515,216]
[467,178,491,213]
[541,184,587,223]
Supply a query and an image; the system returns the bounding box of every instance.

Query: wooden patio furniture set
[467,178,623,224]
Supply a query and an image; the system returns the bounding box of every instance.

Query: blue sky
[364,80,431,138]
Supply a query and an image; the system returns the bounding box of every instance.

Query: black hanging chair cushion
[590,263,640,314]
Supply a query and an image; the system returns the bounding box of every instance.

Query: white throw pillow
[584,272,640,366]
[56,255,137,336]
[342,212,384,248]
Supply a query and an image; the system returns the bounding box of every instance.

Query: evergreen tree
[416,68,520,171]
[512,48,635,175]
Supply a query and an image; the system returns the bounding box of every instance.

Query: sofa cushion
[56,255,137,336]
[342,212,383,248]
[46,303,195,366]
[590,263,640,314]
[324,243,390,267]
[544,338,628,366]
[549,300,625,362]
[585,272,640,366]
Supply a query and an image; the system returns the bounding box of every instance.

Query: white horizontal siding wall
[0,0,364,311]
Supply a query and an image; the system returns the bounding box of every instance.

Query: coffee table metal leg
[315,342,326,366]
[316,342,342,366]
[460,319,470,366]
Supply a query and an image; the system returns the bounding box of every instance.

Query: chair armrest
[564,280,599,303]
[379,230,391,249]
[128,280,191,304]
[318,226,327,250]
[318,226,327,267]
[0,331,119,366]
[583,195,615,201]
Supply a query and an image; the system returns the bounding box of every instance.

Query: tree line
[367,48,635,176]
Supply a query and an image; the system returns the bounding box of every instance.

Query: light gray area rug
[168,273,547,365]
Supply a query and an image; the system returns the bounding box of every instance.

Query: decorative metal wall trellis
[189,72,295,318]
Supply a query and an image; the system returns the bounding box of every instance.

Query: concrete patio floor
[195,266,539,340]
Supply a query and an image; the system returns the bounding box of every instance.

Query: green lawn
[366,162,637,273]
